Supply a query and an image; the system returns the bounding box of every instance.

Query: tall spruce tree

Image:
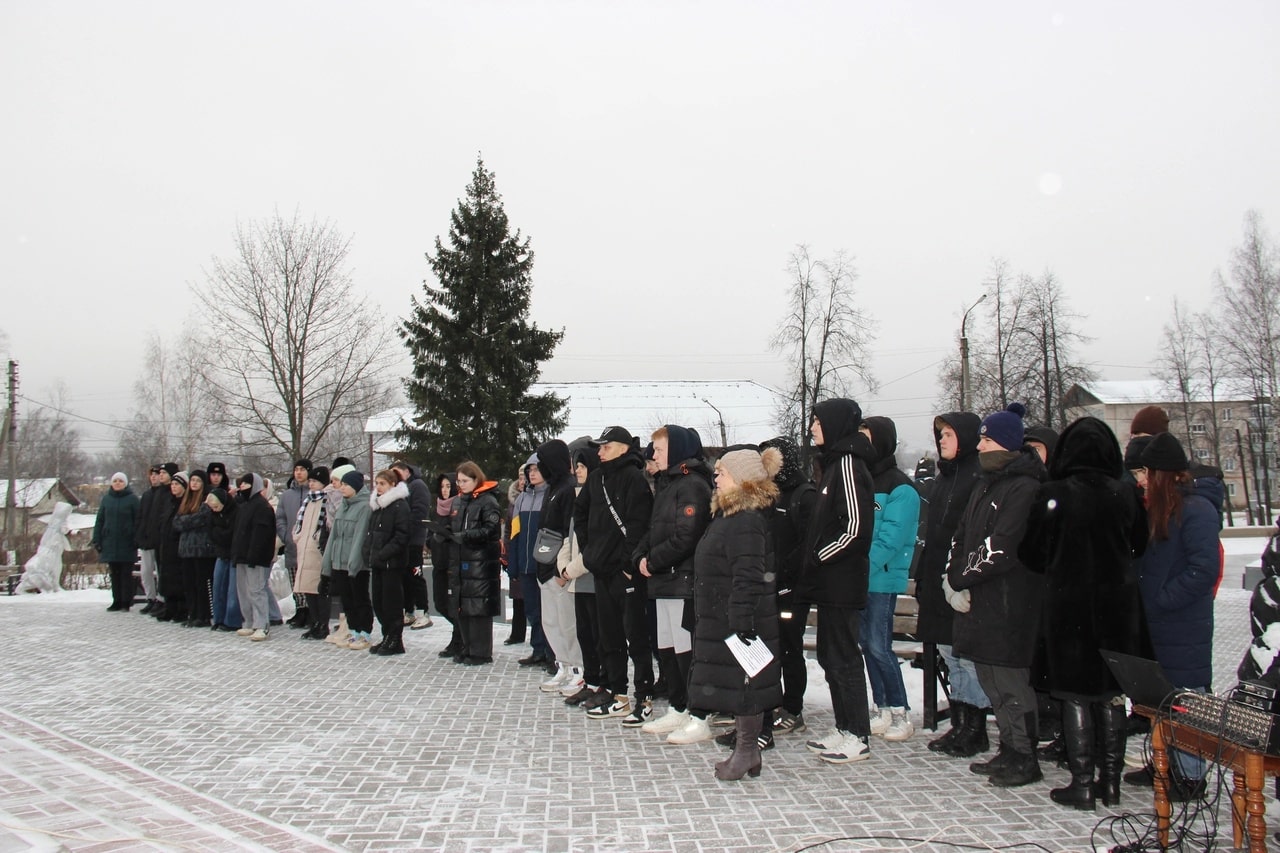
[399,157,566,480]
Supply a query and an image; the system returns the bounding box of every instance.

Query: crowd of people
[88,399,1230,796]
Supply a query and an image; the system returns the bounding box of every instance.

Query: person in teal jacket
[94,472,141,611]
[858,416,921,742]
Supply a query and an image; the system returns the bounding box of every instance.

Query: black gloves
[735,630,758,644]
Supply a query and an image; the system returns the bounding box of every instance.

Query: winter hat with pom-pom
[980,402,1027,451]
[1130,405,1170,437]
[718,446,783,485]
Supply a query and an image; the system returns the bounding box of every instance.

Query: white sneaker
[326,629,351,646]
[818,731,871,763]
[250,628,269,642]
[883,708,914,742]
[236,627,255,637]
[586,695,632,719]
[869,705,892,737]
[410,613,433,630]
[346,633,371,651]
[805,729,844,754]
[558,670,585,696]
[666,715,714,745]
[540,664,568,692]
[642,707,690,735]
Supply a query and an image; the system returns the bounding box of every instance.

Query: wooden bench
[802,580,951,730]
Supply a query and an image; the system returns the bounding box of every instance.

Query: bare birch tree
[770,245,877,459]
[193,211,395,463]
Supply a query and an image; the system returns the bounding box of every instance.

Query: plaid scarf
[294,489,327,541]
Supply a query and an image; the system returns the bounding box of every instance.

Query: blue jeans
[939,643,989,708]
[860,592,908,709]
[211,558,242,629]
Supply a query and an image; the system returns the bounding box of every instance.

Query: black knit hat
[1138,432,1188,472]
[161,462,180,477]
[309,466,330,486]
[341,470,365,492]
[294,459,314,474]
[1124,435,1153,470]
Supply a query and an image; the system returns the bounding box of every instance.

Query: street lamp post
[698,397,728,449]
[959,294,987,411]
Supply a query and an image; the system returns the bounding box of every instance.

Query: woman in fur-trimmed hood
[689,446,783,782]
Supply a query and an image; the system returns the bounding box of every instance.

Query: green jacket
[321,486,371,576]
[93,486,140,563]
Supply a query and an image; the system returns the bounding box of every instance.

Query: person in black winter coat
[533,439,582,689]
[430,473,457,626]
[798,398,877,765]
[154,473,187,622]
[206,487,242,631]
[915,411,991,757]
[690,446,783,781]
[1019,416,1149,810]
[760,435,816,736]
[364,469,412,655]
[173,470,216,627]
[232,473,278,638]
[392,461,433,629]
[634,424,713,736]
[574,427,655,720]
[447,461,503,664]
[134,466,166,613]
[946,402,1047,788]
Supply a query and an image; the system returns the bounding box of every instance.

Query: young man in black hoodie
[945,403,1047,788]
[233,473,279,642]
[799,398,877,764]
[574,426,655,721]
[392,460,434,630]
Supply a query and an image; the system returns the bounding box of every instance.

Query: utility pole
[3,361,17,555]
[699,397,728,449]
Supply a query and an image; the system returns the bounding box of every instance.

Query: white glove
[942,575,971,613]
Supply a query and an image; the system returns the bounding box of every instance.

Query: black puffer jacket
[916,412,982,644]
[947,447,1046,667]
[135,484,165,551]
[689,474,783,715]
[797,399,876,609]
[635,425,713,600]
[208,498,237,561]
[1019,417,1151,697]
[760,436,816,600]
[448,481,503,617]
[156,493,182,567]
[231,492,277,568]
[363,482,411,571]
[400,465,432,552]
[574,446,653,580]
[173,505,216,559]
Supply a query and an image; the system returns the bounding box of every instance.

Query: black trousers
[372,567,405,641]
[778,594,811,716]
[108,561,134,609]
[574,591,602,686]
[334,570,374,634]
[594,571,653,701]
[815,604,871,737]
[402,548,429,613]
[182,556,214,622]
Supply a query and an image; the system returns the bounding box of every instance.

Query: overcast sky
[2,1,1277,461]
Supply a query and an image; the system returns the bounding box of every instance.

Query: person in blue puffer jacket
[859,416,921,743]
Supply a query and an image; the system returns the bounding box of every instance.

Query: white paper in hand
[724,633,774,677]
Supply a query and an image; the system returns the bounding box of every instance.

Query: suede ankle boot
[715,713,763,781]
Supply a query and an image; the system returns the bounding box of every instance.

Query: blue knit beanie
[980,402,1027,451]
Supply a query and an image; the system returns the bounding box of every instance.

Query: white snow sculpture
[16,501,73,594]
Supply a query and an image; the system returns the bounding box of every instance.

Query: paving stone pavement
[0,588,1262,852]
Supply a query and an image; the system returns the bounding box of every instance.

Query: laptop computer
[1100,649,1179,708]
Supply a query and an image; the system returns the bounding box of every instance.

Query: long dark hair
[1145,468,1189,541]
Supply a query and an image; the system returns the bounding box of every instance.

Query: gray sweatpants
[236,564,271,630]
[139,549,159,600]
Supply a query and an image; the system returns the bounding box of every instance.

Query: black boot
[945,705,990,758]
[969,742,1014,776]
[287,606,309,628]
[928,702,968,753]
[373,636,406,656]
[1049,699,1096,810]
[1093,702,1127,807]
[715,714,763,780]
[990,748,1043,787]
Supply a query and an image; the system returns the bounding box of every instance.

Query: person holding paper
[688,447,784,781]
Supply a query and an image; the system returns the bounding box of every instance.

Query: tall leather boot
[1093,701,1127,807]
[715,713,763,780]
[929,702,968,753]
[1049,699,1096,810]
[945,704,990,758]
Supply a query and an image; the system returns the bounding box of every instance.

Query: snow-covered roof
[0,479,82,509]
[1071,378,1263,406]
[35,512,97,532]
[368,379,787,449]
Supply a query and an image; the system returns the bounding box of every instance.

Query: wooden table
[1136,704,1280,852]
